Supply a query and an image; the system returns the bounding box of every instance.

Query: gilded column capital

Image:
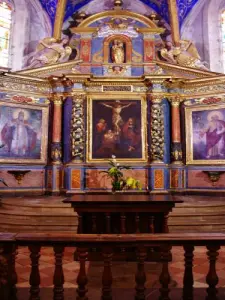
[150,94,164,104]
[72,93,85,102]
[168,96,183,107]
[51,95,64,106]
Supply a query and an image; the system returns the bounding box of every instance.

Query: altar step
[0,195,225,233]
[0,196,78,232]
[168,195,225,232]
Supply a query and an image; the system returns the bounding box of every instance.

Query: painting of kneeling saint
[0,102,48,163]
[88,97,147,162]
[186,105,225,164]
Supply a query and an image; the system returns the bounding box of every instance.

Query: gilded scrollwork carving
[150,98,164,162]
[71,94,85,162]
[51,143,62,163]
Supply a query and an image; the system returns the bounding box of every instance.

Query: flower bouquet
[101,155,142,193]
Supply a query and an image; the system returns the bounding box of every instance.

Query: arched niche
[103,34,132,63]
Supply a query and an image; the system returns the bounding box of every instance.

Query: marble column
[167,0,180,46]
[51,95,63,164]
[170,97,182,164]
[53,0,67,40]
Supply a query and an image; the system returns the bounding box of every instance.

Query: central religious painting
[87,95,147,162]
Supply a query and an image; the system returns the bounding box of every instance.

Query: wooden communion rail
[0,232,225,300]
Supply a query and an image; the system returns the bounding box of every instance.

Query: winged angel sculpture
[160,40,208,70]
[28,37,72,68]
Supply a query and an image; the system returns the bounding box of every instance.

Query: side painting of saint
[90,99,145,161]
[0,102,48,163]
[186,105,225,164]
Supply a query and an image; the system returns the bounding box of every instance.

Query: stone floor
[16,245,225,299]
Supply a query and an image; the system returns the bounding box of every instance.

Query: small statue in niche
[111,39,125,63]
[160,40,208,70]
[28,37,72,68]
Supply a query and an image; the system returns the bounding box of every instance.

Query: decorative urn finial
[114,0,123,10]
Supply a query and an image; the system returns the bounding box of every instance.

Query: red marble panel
[0,170,45,188]
[71,169,81,189]
[144,40,154,61]
[85,169,148,189]
[80,39,91,62]
[47,170,52,189]
[154,169,164,189]
[187,170,225,188]
[170,169,179,188]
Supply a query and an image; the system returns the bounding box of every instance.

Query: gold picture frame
[86,94,147,163]
[0,101,49,164]
[185,104,225,165]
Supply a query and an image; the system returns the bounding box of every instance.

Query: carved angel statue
[160,40,208,70]
[28,37,72,68]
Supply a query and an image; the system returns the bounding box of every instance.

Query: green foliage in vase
[101,155,142,192]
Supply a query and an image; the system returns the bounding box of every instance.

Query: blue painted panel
[91,37,104,55]
[162,99,170,164]
[91,67,103,76]
[131,67,144,76]
[63,97,72,164]
[39,0,200,28]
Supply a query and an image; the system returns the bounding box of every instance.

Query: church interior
[1,0,225,299]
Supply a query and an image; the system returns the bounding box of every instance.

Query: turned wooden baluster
[149,216,154,233]
[105,213,111,233]
[159,245,171,300]
[101,247,113,300]
[183,245,194,300]
[135,247,147,300]
[78,213,83,233]
[76,248,88,300]
[53,245,65,300]
[92,213,97,233]
[206,245,220,300]
[163,213,169,233]
[8,245,18,300]
[0,244,15,300]
[120,213,126,234]
[29,245,41,300]
[135,213,140,233]
[120,213,126,254]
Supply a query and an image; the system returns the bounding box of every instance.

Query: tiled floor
[15,246,225,299]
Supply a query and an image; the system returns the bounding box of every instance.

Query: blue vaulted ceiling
[39,0,200,28]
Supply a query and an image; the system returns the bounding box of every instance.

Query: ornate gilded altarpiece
[1,6,225,194]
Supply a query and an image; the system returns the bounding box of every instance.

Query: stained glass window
[221,10,225,71]
[0,1,12,68]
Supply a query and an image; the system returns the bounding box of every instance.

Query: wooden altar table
[64,193,182,261]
